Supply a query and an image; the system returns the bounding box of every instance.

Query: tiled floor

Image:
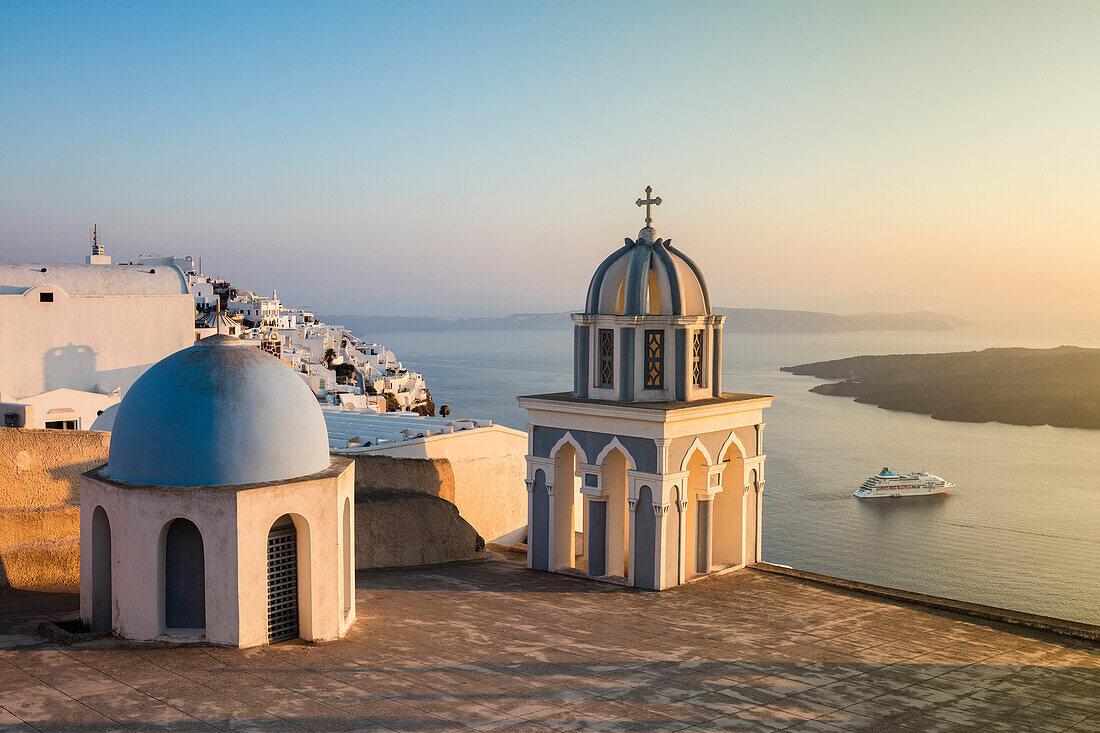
[1,554,1097,732]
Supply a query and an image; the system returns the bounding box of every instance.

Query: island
[782,346,1100,430]
[325,308,969,334]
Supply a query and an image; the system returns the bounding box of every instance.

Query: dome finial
[636,185,662,228]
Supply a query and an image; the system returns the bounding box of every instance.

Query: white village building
[0,243,195,430]
[520,189,773,590]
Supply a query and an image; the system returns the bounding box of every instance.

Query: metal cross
[635,186,662,227]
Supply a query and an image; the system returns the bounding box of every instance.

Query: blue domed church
[519,189,773,589]
[79,335,356,647]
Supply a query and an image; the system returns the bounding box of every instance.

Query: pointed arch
[718,430,748,463]
[549,431,588,464]
[679,436,714,472]
[595,437,637,471]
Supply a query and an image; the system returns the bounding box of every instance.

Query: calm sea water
[364,325,1100,624]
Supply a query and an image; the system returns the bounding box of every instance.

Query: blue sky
[2,1,1097,330]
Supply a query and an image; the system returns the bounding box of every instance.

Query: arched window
[91,506,112,632]
[268,515,299,642]
[164,519,205,631]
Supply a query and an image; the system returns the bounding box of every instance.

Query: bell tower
[573,187,725,403]
[519,188,773,591]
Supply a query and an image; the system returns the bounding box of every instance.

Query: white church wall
[0,277,194,399]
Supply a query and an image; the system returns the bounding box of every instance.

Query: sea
[343,322,1100,625]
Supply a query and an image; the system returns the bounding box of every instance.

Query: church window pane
[644,330,663,389]
[598,329,614,387]
[692,331,704,387]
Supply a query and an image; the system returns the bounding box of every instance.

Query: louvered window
[267,522,299,643]
[598,329,614,387]
[692,331,704,387]
[644,330,663,389]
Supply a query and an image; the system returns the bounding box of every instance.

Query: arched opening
[342,498,353,617]
[163,518,205,633]
[530,469,550,571]
[551,442,585,571]
[745,469,759,564]
[662,486,682,587]
[601,448,630,579]
[268,514,300,642]
[713,443,744,568]
[633,486,656,589]
[91,506,112,632]
[685,450,709,576]
[646,268,660,315]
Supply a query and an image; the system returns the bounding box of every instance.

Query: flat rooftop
[321,409,495,451]
[520,391,772,411]
[1,554,1097,731]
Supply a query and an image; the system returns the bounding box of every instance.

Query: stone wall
[354,490,483,569]
[0,427,109,590]
[345,426,528,546]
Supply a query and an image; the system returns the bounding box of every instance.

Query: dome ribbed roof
[106,335,330,487]
[584,228,712,316]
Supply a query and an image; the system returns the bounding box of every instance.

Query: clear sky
[2,1,1097,333]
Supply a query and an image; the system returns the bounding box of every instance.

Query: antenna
[90,224,104,256]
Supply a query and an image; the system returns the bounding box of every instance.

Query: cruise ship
[855,468,954,498]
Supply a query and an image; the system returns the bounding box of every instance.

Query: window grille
[267,524,299,643]
[598,330,614,387]
[692,331,704,387]
[644,330,663,389]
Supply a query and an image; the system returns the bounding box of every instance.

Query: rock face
[783,346,1100,429]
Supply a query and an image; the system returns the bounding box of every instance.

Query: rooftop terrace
[1,554,1097,731]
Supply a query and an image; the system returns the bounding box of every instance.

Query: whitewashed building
[0,246,196,429]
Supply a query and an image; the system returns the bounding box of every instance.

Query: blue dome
[585,228,712,316]
[107,335,330,487]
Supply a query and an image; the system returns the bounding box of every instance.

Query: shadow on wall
[42,344,152,395]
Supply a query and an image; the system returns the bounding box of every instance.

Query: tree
[383,392,400,412]
[322,348,337,369]
[333,363,355,384]
[365,382,377,396]
[439,405,451,418]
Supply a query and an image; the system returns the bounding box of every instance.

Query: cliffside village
[2,240,433,433]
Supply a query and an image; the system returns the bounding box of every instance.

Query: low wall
[0,427,109,508]
[354,490,483,569]
[344,426,527,545]
[1,427,109,590]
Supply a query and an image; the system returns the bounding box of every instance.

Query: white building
[0,251,196,429]
[80,335,356,647]
[1,388,119,430]
[186,273,219,309]
[228,291,282,327]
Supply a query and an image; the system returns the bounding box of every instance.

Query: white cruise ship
[854,468,954,498]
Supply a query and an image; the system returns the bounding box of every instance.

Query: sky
[1,1,1098,334]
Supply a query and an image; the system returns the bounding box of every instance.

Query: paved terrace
[1,554,1098,732]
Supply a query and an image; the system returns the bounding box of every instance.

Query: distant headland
[324,308,970,334]
[782,346,1100,430]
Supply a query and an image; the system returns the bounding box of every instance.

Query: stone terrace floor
[1,554,1098,732]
